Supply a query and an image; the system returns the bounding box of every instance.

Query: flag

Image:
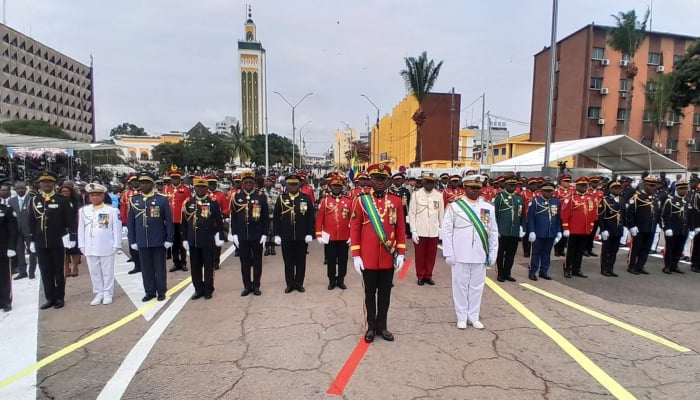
[348,152,359,182]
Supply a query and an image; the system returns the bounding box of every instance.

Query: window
[693,113,700,126]
[643,110,652,122]
[648,52,662,65]
[617,109,627,121]
[502,148,507,156]
[592,47,605,60]
[588,107,601,119]
[590,77,603,90]
[646,81,657,94]
[667,139,678,151]
[674,55,683,66]
[669,112,680,123]
[619,79,630,92]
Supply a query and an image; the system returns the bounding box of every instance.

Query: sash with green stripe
[359,194,398,265]
[454,199,491,266]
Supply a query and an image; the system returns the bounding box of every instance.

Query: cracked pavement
[30,242,700,399]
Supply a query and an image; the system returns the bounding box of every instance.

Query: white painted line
[0,268,40,400]
[113,249,169,321]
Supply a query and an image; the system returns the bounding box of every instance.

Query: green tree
[110,122,148,137]
[0,120,72,139]
[670,39,700,112]
[645,73,675,147]
[184,134,233,169]
[607,9,650,135]
[227,122,254,164]
[400,51,443,166]
[152,141,187,167]
[248,133,296,166]
[344,140,370,164]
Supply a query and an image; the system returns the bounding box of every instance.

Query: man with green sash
[441,175,498,330]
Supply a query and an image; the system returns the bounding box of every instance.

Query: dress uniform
[442,175,464,206]
[521,178,540,258]
[8,182,36,280]
[299,171,316,206]
[207,175,229,269]
[182,177,224,300]
[553,174,574,256]
[561,177,596,278]
[262,177,280,256]
[351,163,406,343]
[584,177,605,257]
[274,174,315,293]
[231,170,269,296]
[161,167,191,272]
[315,174,352,290]
[441,175,498,330]
[408,172,444,285]
[626,177,659,275]
[690,183,700,273]
[525,182,562,280]
[660,180,690,274]
[0,199,18,312]
[438,173,450,191]
[480,175,498,203]
[78,183,122,305]
[121,174,142,274]
[28,171,76,310]
[493,176,525,282]
[127,172,175,302]
[351,172,371,197]
[389,172,412,239]
[598,182,624,277]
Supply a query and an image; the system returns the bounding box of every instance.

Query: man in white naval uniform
[441,175,498,330]
[78,183,122,306]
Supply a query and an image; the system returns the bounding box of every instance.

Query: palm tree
[400,51,443,166]
[607,9,650,135]
[228,122,254,165]
[645,73,675,151]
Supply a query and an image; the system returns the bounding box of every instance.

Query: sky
[5,0,700,155]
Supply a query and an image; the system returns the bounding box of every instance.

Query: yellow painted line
[520,283,692,353]
[0,277,192,389]
[486,278,637,400]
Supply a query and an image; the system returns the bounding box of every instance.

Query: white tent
[0,132,120,151]
[489,135,686,174]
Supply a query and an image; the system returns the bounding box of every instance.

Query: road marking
[486,278,637,400]
[326,338,372,395]
[397,258,412,280]
[520,283,692,353]
[113,249,170,321]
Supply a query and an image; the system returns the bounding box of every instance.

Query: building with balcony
[112,133,185,164]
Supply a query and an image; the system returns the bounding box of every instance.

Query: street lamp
[360,94,380,163]
[274,91,313,169]
[298,120,312,167]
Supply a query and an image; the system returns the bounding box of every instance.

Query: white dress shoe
[102,297,113,305]
[469,320,484,329]
[90,296,103,306]
[457,320,467,330]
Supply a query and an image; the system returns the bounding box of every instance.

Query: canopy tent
[489,135,686,174]
[0,133,121,151]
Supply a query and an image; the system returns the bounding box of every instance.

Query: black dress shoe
[497,277,506,282]
[379,330,394,341]
[214,265,220,270]
[672,268,685,274]
[128,268,141,275]
[168,265,180,272]
[563,271,572,278]
[609,272,619,277]
[157,294,166,301]
[425,279,435,285]
[417,279,425,286]
[692,267,700,273]
[662,267,672,274]
[583,252,591,257]
[601,271,612,277]
[241,288,252,297]
[40,301,55,310]
[337,282,347,290]
[253,288,261,296]
[54,300,65,309]
[297,285,306,293]
[539,274,552,280]
[2,305,11,312]
[528,274,538,281]
[505,276,517,282]
[191,293,203,300]
[28,273,35,279]
[142,294,156,302]
[364,330,375,343]
[639,269,650,275]
[264,247,270,256]
[328,282,335,290]
[181,266,188,272]
[204,294,212,300]
[628,269,640,275]
[588,251,598,257]
[284,286,294,294]
[572,272,587,278]
[13,273,27,280]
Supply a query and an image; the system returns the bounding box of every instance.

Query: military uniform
[626,179,658,275]
[0,201,18,311]
[389,174,412,239]
[584,179,605,256]
[127,173,175,301]
[690,185,700,273]
[182,178,224,299]
[28,171,76,309]
[408,172,444,285]
[207,176,229,269]
[262,180,280,255]
[493,179,525,282]
[120,174,141,274]
[553,175,574,256]
[161,169,191,271]
[526,188,562,280]
[660,181,690,274]
[561,178,597,278]
[521,180,539,258]
[598,187,624,276]
[315,174,352,289]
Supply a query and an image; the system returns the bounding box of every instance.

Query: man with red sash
[351,163,406,343]
[121,174,142,274]
[316,174,353,290]
[161,167,191,272]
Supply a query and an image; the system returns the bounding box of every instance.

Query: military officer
[230,170,269,296]
[525,182,562,280]
[521,177,540,258]
[162,167,191,272]
[389,172,412,238]
[442,175,464,206]
[660,179,690,274]
[561,177,597,278]
[28,171,77,310]
[626,176,659,275]
[274,173,315,293]
[480,174,498,203]
[0,197,18,312]
[121,174,142,274]
[351,172,371,197]
[315,174,353,290]
[207,175,229,269]
[438,173,450,191]
[182,177,224,300]
[262,176,280,256]
[553,174,574,257]
[351,163,406,343]
[127,172,175,302]
[494,176,525,282]
[298,171,316,206]
[408,171,444,285]
[598,181,624,277]
[584,176,605,257]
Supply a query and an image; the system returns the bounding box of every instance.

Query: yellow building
[490,133,544,164]
[112,133,185,163]
[334,128,357,167]
[371,96,418,167]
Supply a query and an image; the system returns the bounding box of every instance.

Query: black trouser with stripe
[37,247,66,303]
[239,240,263,290]
[586,221,599,252]
[362,268,393,332]
[190,246,215,296]
[496,236,519,279]
[663,234,686,271]
[600,236,620,274]
[564,234,587,274]
[325,241,349,283]
[281,241,307,287]
[628,232,653,272]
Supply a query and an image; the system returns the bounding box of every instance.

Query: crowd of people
[0,164,695,343]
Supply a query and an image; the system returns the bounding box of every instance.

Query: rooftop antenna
[2,0,7,25]
[649,0,653,31]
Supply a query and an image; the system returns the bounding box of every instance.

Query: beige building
[112,133,185,164]
[0,23,95,142]
[334,127,357,167]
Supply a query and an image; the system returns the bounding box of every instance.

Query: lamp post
[360,94,380,163]
[298,120,312,168]
[274,91,313,169]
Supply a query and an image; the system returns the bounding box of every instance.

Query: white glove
[260,235,267,245]
[563,230,570,237]
[122,226,128,235]
[274,236,282,245]
[224,218,231,224]
[62,234,75,248]
[600,231,609,241]
[305,235,313,244]
[554,232,562,244]
[630,226,639,237]
[29,242,36,253]
[353,256,365,275]
[130,243,138,251]
[346,238,351,244]
[445,256,455,265]
[665,229,673,237]
[695,227,700,234]
[528,232,536,243]
[214,236,224,247]
[112,247,120,255]
[316,237,326,245]
[227,232,234,242]
[164,241,173,249]
[182,241,189,251]
[519,226,526,238]
[232,234,240,247]
[395,255,405,273]
[7,249,16,257]
[412,235,419,245]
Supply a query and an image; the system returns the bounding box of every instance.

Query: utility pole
[450,87,455,168]
[543,0,558,176]
[360,94,380,163]
[480,93,486,164]
[274,91,313,170]
[487,111,493,165]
